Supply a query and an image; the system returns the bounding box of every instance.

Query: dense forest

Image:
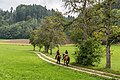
[0,4,62,39]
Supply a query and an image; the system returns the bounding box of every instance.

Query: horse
[56,55,61,64]
[63,54,70,66]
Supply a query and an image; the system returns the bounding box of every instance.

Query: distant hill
[15,4,53,22]
[0,4,55,39]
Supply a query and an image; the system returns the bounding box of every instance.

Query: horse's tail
[59,55,61,60]
[58,55,61,61]
[56,55,61,64]
[68,57,70,64]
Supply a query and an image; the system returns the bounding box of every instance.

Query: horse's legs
[56,59,58,63]
[59,59,60,64]
[64,60,65,65]
[65,61,68,66]
[56,60,58,63]
[67,61,68,66]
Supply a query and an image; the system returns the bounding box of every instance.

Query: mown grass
[0,44,103,80]
[43,44,120,74]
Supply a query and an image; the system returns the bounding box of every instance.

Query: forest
[0,4,61,39]
[0,1,119,40]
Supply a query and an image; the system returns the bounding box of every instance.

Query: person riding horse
[55,50,61,63]
[55,50,60,59]
[63,50,68,59]
[63,50,70,66]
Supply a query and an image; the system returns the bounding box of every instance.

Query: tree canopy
[30,12,67,54]
[0,4,55,39]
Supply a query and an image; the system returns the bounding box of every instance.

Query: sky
[0,0,65,13]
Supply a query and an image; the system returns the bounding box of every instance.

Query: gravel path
[34,52,120,80]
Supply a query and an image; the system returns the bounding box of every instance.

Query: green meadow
[0,43,103,80]
[45,44,120,74]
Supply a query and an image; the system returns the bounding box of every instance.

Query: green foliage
[76,38,103,66]
[15,4,52,22]
[111,9,120,26]
[62,0,120,68]
[0,19,38,39]
[112,0,120,9]
[109,26,120,44]
[29,30,38,50]
[70,26,83,43]
[0,4,55,39]
[30,12,67,53]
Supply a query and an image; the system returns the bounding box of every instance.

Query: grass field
[44,44,120,74]
[0,43,103,80]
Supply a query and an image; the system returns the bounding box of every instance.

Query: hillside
[0,4,55,39]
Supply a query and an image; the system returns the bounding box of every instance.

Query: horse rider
[63,50,68,60]
[55,50,60,59]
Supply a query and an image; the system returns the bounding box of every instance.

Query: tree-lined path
[35,52,120,80]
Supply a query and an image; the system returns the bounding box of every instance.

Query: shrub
[76,38,103,66]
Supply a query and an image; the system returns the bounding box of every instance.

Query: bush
[76,38,103,66]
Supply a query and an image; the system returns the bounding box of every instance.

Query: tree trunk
[106,0,112,69]
[50,47,52,55]
[83,24,87,42]
[33,44,35,51]
[83,0,87,42]
[105,10,111,68]
[38,45,42,52]
[44,45,49,53]
[39,48,41,52]
[106,23,111,68]
[106,27,111,68]
[106,43,111,68]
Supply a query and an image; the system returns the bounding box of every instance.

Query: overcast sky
[0,0,65,13]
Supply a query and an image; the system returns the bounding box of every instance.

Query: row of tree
[30,0,120,68]
[29,12,68,54]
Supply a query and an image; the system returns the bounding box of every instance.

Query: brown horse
[56,55,61,64]
[63,54,70,66]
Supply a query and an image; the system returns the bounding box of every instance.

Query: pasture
[0,41,103,80]
[45,44,120,74]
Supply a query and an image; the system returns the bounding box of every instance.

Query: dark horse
[56,55,61,64]
[63,54,70,66]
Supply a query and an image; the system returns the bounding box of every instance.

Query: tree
[62,0,101,42]
[37,13,66,54]
[76,38,103,66]
[29,30,38,51]
[10,7,13,13]
[62,0,104,66]
[101,0,119,68]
